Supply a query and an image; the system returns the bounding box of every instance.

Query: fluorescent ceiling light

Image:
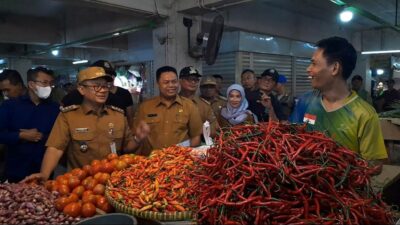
[51,49,59,56]
[339,9,353,22]
[362,50,400,54]
[72,59,88,65]
[0,59,5,64]
[113,32,121,36]
[377,69,384,75]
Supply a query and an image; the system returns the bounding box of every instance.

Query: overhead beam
[85,0,169,17]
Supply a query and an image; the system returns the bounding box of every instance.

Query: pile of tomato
[44,153,145,218]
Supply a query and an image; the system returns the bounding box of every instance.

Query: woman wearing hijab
[217,84,257,127]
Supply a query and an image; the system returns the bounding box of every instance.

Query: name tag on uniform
[147,113,158,117]
[75,128,89,133]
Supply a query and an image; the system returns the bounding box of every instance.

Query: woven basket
[105,189,194,221]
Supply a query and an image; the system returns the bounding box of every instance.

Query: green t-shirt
[291,90,387,160]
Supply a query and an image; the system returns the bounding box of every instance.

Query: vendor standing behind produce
[24,67,150,181]
[0,67,59,182]
[290,36,387,165]
[132,66,202,156]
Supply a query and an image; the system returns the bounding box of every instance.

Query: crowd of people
[0,36,389,183]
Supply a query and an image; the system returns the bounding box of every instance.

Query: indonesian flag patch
[303,113,316,125]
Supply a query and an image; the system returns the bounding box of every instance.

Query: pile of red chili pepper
[193,122,395,225]
[107,146,197,213]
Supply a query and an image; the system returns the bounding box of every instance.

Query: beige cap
[78,67,113,83]
[200,76,217,86]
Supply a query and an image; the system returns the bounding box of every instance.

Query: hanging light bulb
[339,8,353,23]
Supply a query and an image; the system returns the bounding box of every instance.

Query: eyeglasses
[81,83,112,92]
[33,80,55,88]
[183,77,200,83]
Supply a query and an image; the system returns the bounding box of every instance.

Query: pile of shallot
[0,182,80,224]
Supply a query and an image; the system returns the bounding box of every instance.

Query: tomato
[82,176,93,187]
[44,180,56,191]
[82,190,94,198]
[120,154,135,165]
[71,168,88,180]
[68,176,81,189]
[82,194,97,204]
[101,159,108,164]
[97,200,113,213]
[83,165,91,174]
[93,172,103,181]
[107,153,118,161]
[96,196,113,212]
[84,179,98,190]
[81,202,96,218]
[91,159,101,167]
[115,160,128,171]
[63,173,72,179]
[90,164,102,176]
[58,184,71,196]
[58,177,69,186]
[92,183,105,195]
[67,193,79,203]
[55,196,71,211]
[97,173,110,185]
[72,185,85,197]
[102,162,114,174]
[110,159,119,168]
[63,202,82,217]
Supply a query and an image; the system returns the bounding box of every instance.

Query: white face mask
[34,86,52,99]
[2,91,8,100]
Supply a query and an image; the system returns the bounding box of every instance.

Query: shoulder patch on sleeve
[218,95,227,101]
[108,105,124,114]
[200,97,211,105]
[60,105,79,113]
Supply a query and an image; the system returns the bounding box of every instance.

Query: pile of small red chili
[193,122,395,225]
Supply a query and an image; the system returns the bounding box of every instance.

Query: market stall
[0,122,398,225]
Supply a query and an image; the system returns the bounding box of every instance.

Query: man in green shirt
[291,37,387,165]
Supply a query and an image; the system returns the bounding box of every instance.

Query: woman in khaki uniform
[217,84,256,128]
[24,67,150,181]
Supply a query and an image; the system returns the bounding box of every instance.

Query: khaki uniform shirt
[210,97,227,119]
[191,96,219,137]
[46,105,133,170]
[133,95,202,156]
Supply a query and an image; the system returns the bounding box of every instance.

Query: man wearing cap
[257,68,286,121]
[200,76,227,118]
[62,60,135,128]
[0,67,59,182]
[179,67,219,138]
[132,66,202,156]
[24,67,150,181]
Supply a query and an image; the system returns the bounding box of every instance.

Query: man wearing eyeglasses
[179,66,219,138]
[132,66,202,156]
[0,67,59,182]
[24,67,150,182]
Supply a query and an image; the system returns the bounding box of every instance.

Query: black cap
[91,60,116,77]
[261,68,279,83]
[179,66,201,78]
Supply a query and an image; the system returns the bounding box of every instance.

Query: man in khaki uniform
[178,66,219,138]
[133,66,202,156]
[24,67,150,181]
[200,76,227,118]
